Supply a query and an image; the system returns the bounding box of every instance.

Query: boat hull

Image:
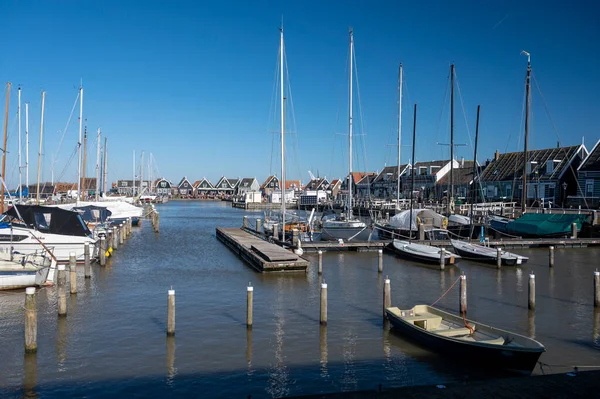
[0,268,50,290]
[392,240,460,265]
[386,307,544,375]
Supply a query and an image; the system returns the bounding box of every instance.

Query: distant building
[260,175,280,197]
[154,178,173,197]
[177,177,194,196]
[116,180,151,196]
[237,178,260,197]
[193,178,215,197]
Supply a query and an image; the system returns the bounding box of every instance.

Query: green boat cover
[505,213,589,237]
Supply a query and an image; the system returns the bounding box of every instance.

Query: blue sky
[1,0,598,188]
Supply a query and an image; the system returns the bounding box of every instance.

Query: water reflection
[56,316,68,369]
[319,325,328,378]
[516,268,523,292]
[246,327,253,373]
[166,336,176,385]
[267,312,289,397]
[22,353,37,399]
[593,309,600,350]
[548,268,555,297]
[496,269,503,296]
[341,330,358,392]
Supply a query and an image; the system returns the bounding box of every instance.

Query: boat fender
[442,218,448,229]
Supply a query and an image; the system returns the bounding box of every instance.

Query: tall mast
[96,128,101,201]
[103,138,108,194]
[397,63,403,207]
[280,26,285,239]
[77,86,83,204]
[521,51,531,214]
[18,87,22,201]
[25,102,29,191]
[81,127,87,200]
[409,104,417,242]
[1,82,10,213]
[36,91,45,205]
[448,63,455,215]
[348,29,354,217]
[470,105,480,239]
[133,150,136,196]
[140,151,144,195]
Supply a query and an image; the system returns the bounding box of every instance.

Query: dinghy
[392,239,460,265]
[451,239,528,266]
[386,304,545,375]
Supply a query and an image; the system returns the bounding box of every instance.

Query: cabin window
[34,212,52,232]
[586,180,594,196]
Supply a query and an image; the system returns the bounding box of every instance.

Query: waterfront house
[330,179,342,200]
[372,165,411,199]
[260,175,280,197]
[479,145,588,207]
[299,177,330,207]
[401,160,457,201]
[214,176,236,197]
[177,177,194,197]
[155,178,173,197]
[228,178,240,195]
[237,177,260,197]
[304,177,329,192]
[575,139,600,207]
[193,178,215,197]
[339,172,376,202]
[117,179,151,196]
[435,160,477,201]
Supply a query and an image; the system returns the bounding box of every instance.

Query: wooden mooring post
[255,218,261,233]
[549,246,555,268]
[24,287,37,353]
[243,216,248,228]
[167,288,175,336]
[594,270,600,308]
[246,283,253,327]
[154,213,160,233]
[528,272,536,310]
[119,223,125,245]
[496,247,502,269]
[69,252,77,295]
[378,249,383,273]
[99,237,106,266]
[111,228,118,250]
[318,250,323,274]
[383,276,391,319]
[459,273,467,315]
[57,264,67,317]
[572,223,578,239]
[320,282,327,325]
[418,224,425,241]
[84,243,91,278]
[439,249,445,271]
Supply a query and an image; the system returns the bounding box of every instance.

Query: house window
[430,166,440,175]
[547,183,555,199]
[586,179,594,196]
[419,167,427,176]
[505,185,512,198]
[121,181,127,187]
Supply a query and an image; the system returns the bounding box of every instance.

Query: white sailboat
[321,29,367,242]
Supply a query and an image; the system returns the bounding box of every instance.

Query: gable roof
[239,177,257,188]
[436,161,476,185]
[480,145,587,182]
[305,177,329,190]
[260,175,279,189]
[330,179,341,188]
[413,160,451,174]
[178,176,192,188]
[355,172,377,185]
[578,139,600,172]
[192,177,214,188]
[284,180,302,190]
[373,165,411,183]
[227,178,240,187]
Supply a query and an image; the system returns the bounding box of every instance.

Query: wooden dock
[216,227,309,272]
[302,240,391,252]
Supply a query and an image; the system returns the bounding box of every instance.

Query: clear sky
[1,0,598,188]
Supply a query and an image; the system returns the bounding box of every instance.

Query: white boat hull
[321,221,370,242]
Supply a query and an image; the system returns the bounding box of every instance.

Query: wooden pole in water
[549,246,554,268]
[112,227,118,250]
[69,252,77,295]
[243,216,248,228]
[246,283,253,327]
[24,287,37,353]
[318,250,323,274]
[496,247,502,269]
[383,276,391,319]
[155,213,160,233]
[528,272,536,310]
[57,264,67,317]
[594,270,600,308]
[99,237,106,266]
[459,273,467,315]
[273,224,279,240]
[418,223,425,241]
[572,223,577,239]
[439,248,445,271]
[84,243,91,278]
[255,218,261,233]
[167,288,175,336]
[119,223,124,245]
[378,249,383,273]
[320,282,327,325]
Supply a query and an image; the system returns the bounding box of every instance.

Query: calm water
[1,201,600,398]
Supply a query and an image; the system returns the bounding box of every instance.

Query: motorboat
[450,239,528,266]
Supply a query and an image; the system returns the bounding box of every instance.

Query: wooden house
[479,145,588,206]
[193,178,215,197]
[116,179,151,196]
[371,165,411,199]
[401,160,457,201]
[237,177,260,196]
[260,175,280,197]
[214,176,236,197]
[177,177,194,197]
[155,178,173,197]
[575,139,600,207]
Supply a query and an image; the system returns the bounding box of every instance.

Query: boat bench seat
[403,313,442,331]
[434,327,473,337]
[478,336,505,345]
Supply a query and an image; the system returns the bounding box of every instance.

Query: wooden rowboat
[385,304,545,375]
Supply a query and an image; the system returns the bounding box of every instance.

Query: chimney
[494,150,499,161]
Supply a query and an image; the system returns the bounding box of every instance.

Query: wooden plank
[251,244,298,262]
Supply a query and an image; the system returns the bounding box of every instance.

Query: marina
[1,201,600,398]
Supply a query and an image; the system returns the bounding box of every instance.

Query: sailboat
[321,30,368,242]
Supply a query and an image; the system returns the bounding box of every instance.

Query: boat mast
[82,126,87,200]
[409,104,417,242]
[348,29,354,218]
[521,51,531,214]
[25,102,29,191]
[140,151,144,195]
[280,26,285,239]
[18,87,22,201]
[397,63,403,208]
[448,63,455,215]
[133,150,136,196]
[470,105,480,239]
[1,82,10,213]
[36,91,45,205]
[103,137,108,195]
[96,128,101,201]
[77,86,83,204]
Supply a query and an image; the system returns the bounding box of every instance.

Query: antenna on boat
[520,50,530,63]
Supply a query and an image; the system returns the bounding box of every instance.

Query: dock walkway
[216,227,308,272]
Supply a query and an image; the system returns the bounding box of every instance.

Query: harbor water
[1,201,600,398]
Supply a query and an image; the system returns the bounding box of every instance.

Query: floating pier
[216,227,309,272]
